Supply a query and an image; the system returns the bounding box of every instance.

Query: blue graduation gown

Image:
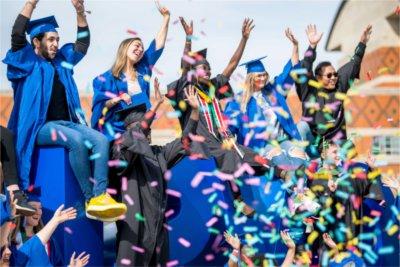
[224,60,301,150]
[2,43,86,189]
[91,40,163,140]
[13,235,53,266]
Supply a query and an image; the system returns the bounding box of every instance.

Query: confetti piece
[191,172,212,187]
[77,31,89,39]
[51,128,57,141]
[307,231,318,244]
[64,227,73,234]
[166,189,181,198]
[89,153,101,160]
[245,177,260,186]
[150,181,158,187]
[108,160,128,167]
[61,61,73,69]
[206,217,218,227]
[106,188,117,195]
[120,259,131,265]
[308,79,323,89]
[164,170,172,181]
[387,224,398,236]
[58,130,67,142]
[205,254,214,261]
[166,111,182,119]
[131,245,145,253]
[127,29,137,36]
[165,209,174,218]
[124,194,134,205]
[217,200,229,210]
[188,133,205,142]
[121,177,128,191]
[212,182,225,191]
[178,237,191,248]
[378,246,394,254]
[166,260,179,267]
[135,213,145,222]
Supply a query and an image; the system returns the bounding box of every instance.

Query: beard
[39,41,56,60]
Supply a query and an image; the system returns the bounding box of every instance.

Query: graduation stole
[195,87,229,139]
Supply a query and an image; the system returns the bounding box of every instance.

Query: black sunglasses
[323,72,338,79]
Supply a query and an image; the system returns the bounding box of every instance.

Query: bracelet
[186,36,192,42]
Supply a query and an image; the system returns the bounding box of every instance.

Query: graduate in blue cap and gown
[2,0,126,221]
[224,28,308,173]
[91,1,170,141]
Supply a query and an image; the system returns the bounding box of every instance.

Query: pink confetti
[166,189,181,198]
[212,182,225,191]
[173,19,179,25]
[205,254,214,261]
[189,133,206,142]
[64,226,73,234]
[215,171,234,181]
[217,200,229,210]
[152,66,164,75]
[124,194,134,205]
[245,177,260,186]
[191,171,212,187]
[205,217,218,227]
[150,181,158,187]
[58,130,67,142]
[127,29,137,36]
[121,177,128,191]
[167,260,179,267]
[51,128,57,141]
[200,30,207,36]
[164,170,172,181]
[233,163,255,177]
[370,210,381,217]
[120,258,131,265]
[178,237,191,248]
[131,246,145,253]
[165,209,175,218]
[182,55,196,65]
[106,188,117,195]
[202,187,216,195]
[104,91,118,99]
[97,75,106,82]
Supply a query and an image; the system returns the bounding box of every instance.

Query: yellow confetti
[178,100,187,111]
[98,118,105,125]
[368,170,381,180]
[378,67,391,75]
[387,224,398,236]
[143,75,151,82]
[308,79,324,89]
[102,107,108,116]
[307,231,319,244]
[335,92,348,101]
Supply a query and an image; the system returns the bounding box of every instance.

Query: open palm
[306,24,323,47]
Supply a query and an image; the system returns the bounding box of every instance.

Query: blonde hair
[111,37,142,79]
[240,73,258,113]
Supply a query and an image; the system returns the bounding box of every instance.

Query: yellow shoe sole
[86,204,127,219]
[85,212,122,222]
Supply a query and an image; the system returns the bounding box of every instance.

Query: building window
[372,136,400,155]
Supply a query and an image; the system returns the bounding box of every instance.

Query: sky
[1,0,344,94]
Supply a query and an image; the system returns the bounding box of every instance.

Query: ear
[32,37,41,49]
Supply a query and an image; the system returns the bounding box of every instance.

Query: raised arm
[154,1,170,50]
[36,205,77,245]
[71,0,90,55]
[11,0,38,51]
[285,28,299,65]
[337,25,371,92]
[222,18,254,78]
[179,17,193,76]
[280,231,296,267]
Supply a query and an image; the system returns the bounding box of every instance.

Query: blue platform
[30,147,103,266]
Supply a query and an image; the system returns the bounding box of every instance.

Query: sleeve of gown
[2,43,36,81]
[74,26,90,55]
[213,74,234,100]
[143,39,164,67]
[166,76,185,104]
[223,99,241,137]
[337,42,366,93]
[18,235,53,267]
[11,14,29,52]
[162,118,198,164]
[59,42,85,67]
[295,46,316,102]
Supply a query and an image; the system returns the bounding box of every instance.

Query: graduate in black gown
[112,81,199,266]
[295,24,372,156]
[167,18,268,216]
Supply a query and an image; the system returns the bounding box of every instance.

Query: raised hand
[382,175,400,193]
[179,17,193,36]
[154,77,164,104]
[52,204,77,224]
[27,0,39,6]
[280,231,295,249]
[69,252,90,267]
[223,231,240,250]
[155,1,170,18]
[360,24,372,44]
[285,28,298,46]
[366,150,376,168]
[306,24,323,48]
[71,0,85,13]
[184,85,198,110]
[322,233,337,250]
[242,18,255,39]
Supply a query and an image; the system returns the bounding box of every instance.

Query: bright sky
[1,0,344,94]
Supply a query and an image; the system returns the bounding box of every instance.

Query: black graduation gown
[296,42,366,146]
[112,114,197,267]
[167,75,267,177]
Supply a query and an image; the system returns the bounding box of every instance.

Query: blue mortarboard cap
[115,93,151,124]
[239,56,267,74]
[26,187,41,202]
[27,16,59,41]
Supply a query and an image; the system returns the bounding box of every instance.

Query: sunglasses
[323,72,338,79]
